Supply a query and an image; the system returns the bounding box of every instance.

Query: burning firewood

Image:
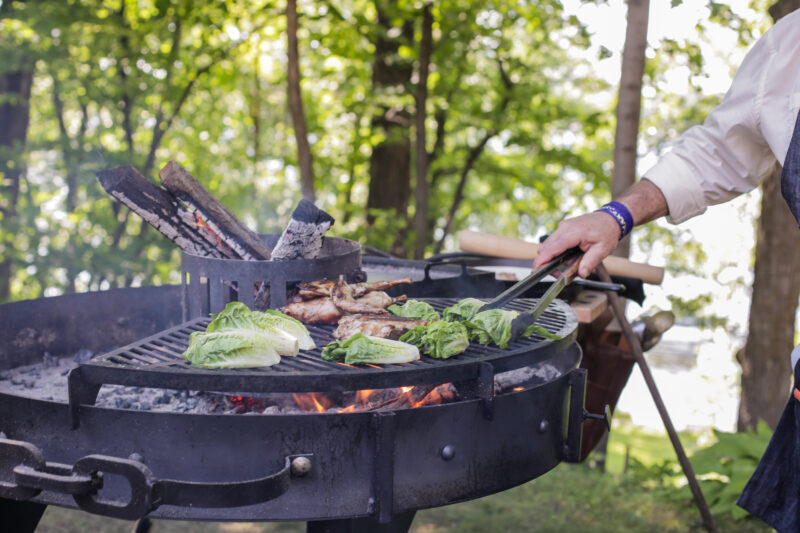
[159,160,272,260]
[271,199,335,260]
[96,165,228,258]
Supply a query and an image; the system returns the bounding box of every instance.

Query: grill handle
[0,438,311,520]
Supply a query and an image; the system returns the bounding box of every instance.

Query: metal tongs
[478,247,586,342]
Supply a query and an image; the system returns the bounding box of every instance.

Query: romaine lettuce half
[182,329,281,368]
[258,310,316,351]
[399,320,469,359]
[206,302,314,354]
[387,300,440,321]
[321,334,420,365]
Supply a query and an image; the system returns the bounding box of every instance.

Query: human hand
[533,212,621,278]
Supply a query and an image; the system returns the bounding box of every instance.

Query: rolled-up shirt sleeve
[643,23,780,225]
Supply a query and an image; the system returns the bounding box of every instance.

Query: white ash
[0,350,561,415]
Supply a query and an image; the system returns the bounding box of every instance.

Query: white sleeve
[643,24,781,224]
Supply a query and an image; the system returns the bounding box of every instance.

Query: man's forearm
[616,178,669,226]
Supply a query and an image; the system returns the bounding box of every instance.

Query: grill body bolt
[539,420,549,433]
[440,445,455,461]
[128,452,145,463]
[291,456,312,477]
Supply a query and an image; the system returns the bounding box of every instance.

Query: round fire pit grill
[0,282,590,533]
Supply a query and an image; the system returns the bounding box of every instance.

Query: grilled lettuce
[206,302,314,354]
[182,329,281,368]
[465,309,517,349]
[465,309,561,349]
[257,310,316,351]
[399,320,469,359]
[387,299,440,321]
[181,302,319,368]
[442,298,484,322]
[321,334,420,365]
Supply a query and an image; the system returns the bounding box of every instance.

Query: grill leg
[307,511,415,533]
[0,498,47,532]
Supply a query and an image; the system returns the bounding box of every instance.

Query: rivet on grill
[440,445,455,461]
[539,420,549,433]
[291,456,312,477]
[128,452,145,463]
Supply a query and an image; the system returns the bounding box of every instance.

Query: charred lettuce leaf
[182,330,281,368]
[465,309,517,349]
[258,310,316,350]
[387,299,440,321]
[465,309,562,349]
[442,298,484,322]
[399,320,469,359]
[321,334,420,365]
[206,302,314,354]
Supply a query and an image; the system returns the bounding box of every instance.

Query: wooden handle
[459,230,664,285]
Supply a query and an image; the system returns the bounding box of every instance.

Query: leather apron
[736,108,800,532]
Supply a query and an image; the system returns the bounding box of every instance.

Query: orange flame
[356,389,376,405]
[292,393,333,413]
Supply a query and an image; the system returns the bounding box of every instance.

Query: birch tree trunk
[737,0,800,431]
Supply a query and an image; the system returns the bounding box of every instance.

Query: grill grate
[74,298,577,394]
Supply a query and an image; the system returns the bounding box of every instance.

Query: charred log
[159,160,272,260]
[96,166,227,259]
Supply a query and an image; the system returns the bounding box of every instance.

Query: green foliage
[685,421,773,520]
[667,293,730,330]
[612,420,773,523]
[0,1,770,303]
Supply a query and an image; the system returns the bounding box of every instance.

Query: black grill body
[0,265,586,531]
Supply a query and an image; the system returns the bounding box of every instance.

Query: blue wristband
[596,201,634,240]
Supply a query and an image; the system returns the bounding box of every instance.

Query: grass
[33,418,774,533]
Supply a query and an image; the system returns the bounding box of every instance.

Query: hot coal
[0,349,562,415]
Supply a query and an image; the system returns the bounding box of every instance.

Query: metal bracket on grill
[67,367,102,429]
[370,412,396,523]
[68,368,101,430]
[453,362,495,420]
[0,438,309,520]
[563,369,587,463]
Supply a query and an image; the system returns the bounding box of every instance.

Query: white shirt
[643,10,800,225]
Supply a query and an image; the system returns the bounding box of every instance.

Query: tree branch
[143,22,266,176]
[433,59,514,254]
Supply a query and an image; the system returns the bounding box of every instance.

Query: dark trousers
[738,361,800,532]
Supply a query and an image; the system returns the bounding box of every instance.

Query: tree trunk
[413,3,433,260]
[287,0,315,203]
[738,0,800,431]
[611,0,649,259]
[0,65,34,303]
[367,3,414,255]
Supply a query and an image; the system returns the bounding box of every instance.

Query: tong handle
[480,247,582,311]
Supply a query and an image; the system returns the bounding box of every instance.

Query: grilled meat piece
[281,297,343,325]
[296,277,413,300]
[280,290,407,325]
[352,290,406,309]
[333,314,428,340]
